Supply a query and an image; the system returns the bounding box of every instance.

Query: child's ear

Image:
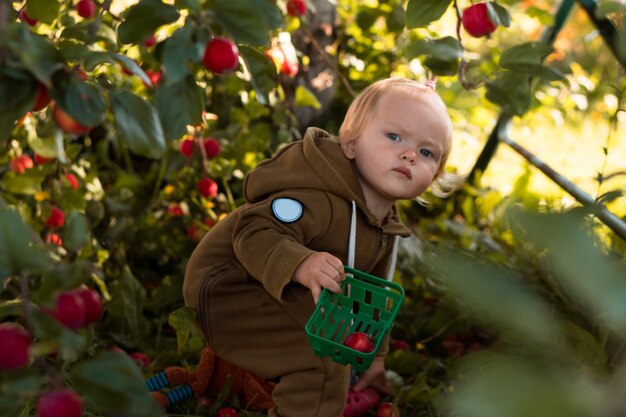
[341,139,356,159]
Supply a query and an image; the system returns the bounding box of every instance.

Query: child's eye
[387,133,400,142]
[420,149,433,158]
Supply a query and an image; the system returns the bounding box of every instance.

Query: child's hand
[352,356,391,394]
[293,252,345,304]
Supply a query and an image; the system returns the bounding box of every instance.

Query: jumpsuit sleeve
[232,189,334,303]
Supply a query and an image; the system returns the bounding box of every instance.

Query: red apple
[45,207,65,228]
[47,291,86,330]
[9,155,34,174]
[37,390,82,417]
[143,35,156,48]
[462,2,497,38]
[197,178,218,198]
[377,402,400,417]
[216,407,239,417]
[130,352,150,368]
[391,340,410,351]
[76,0,96,19]
[53,106,92,134]
[32,83,51,111]
[167,204,184,216]
[203,217,215,227]
[64,173,79,190]
[202,137,221,158]
[35,153,54,165]
[286,0,307,17]
[180,138,195,157]
[343,332,374,353]
[45,233,63,246]
[72,286,103,325]
[202,37,239,74]
[343,387,380,417]
[0,323,31,371]
[143,69,163,88]
[19,8,38,26]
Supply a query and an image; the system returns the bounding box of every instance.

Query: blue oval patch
[272,198,303,223]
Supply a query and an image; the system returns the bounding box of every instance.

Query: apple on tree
[0,323,31,371]
[180,138,195,157]
[72,286,103,325]
[9,155,34,174]
[462,2,498,38]
[46,290,86,330]
[202,137,221,158]
[143,34,157,48]
[202,37,239,74]
[45,207,65,228]
[53,106,93,134]
[19,8,38,26]
[286,0,307,17]
[197,178,218,198]
[32,83,51,112]
[36,390,82,417]
[76,0,96,19]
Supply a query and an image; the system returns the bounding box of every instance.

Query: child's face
[341,91,450,212]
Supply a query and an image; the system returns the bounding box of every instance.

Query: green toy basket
[305,266,405,372]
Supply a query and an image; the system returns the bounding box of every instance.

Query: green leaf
[596,0,626,17]
[1,369,42,396]
[499,42,557,77]
[155,75,204,140]
[107,266,148,338]
[25,0,60,26]
[117,0,180,45]
[110,90,167,158]
[29,309,87,363]
[485,72,531,116]
[110,53,153,86]
[51,71,106,127]
[406,36,463,61]
[169,306,205,354]
[162,25,202,86]
[0,394,21,416]
[0,70,36,141]
[433,248,560,348]
[2,174,44,195]
[294,86,322,109]
[175,0,201,14]
[423,57,459,76]
[72,352,166,417]
[213,0,283,46]
[0,208,53,280]
[487,2,511,27]
[62,212,89,252]
[405,0,452,29]
[5,25,64,87]
[239,45,278,105]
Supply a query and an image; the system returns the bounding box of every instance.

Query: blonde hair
[338,77,457,200]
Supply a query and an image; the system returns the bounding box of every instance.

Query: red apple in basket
[343,332,374,353]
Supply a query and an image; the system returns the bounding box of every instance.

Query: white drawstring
[386,236,399,281]
[348,200,357,270]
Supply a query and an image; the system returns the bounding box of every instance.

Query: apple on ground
[216,407,239,417]
[76,0,96,19]
[202,37,239,74]
[462,2,497,38]
[202,137,221,158]
[19,8,38,25]
[53,106,92,134]
[10,155,34,174]
[130,352,150,368]
[377,402,400,417]
[37,390,82,417]
[286,0,307,17]
[0,323,31,371]
[45,207,65,228]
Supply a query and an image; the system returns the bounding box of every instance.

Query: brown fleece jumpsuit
[183,128,410,417]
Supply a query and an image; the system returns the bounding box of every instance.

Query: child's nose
[400,150,417,163]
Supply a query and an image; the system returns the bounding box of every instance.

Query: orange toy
[146,346,276,411]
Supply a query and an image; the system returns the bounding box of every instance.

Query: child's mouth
[393,167,412,180]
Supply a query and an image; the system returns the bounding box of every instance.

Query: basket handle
[343,266,404,297]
